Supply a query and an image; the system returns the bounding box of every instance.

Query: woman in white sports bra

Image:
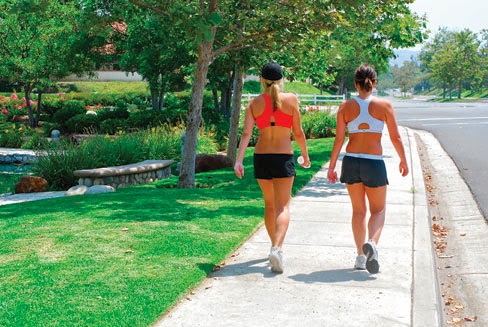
[327,63,409,274]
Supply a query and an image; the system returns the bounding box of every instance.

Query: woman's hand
[399,161,409,177]
[298,155,311,168]
[327,168,338,184]
[234,161,244,179]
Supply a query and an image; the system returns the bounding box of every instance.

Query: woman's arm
[291,96,310,168]
[327,102,347,183]
[234,101,256,179]
[384,101,409,177]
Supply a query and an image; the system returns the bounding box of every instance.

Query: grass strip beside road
[0,138,333,326]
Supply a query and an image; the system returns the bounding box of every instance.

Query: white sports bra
[347,96,384,134]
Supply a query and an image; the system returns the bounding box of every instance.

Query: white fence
[241,93,345,104]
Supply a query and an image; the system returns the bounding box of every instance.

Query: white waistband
[345,153,383,160]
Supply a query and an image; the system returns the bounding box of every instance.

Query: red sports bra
[254,94,293,130]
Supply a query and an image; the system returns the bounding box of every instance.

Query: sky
[409,0,487,37]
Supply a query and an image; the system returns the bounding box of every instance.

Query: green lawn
[0,138,333,327]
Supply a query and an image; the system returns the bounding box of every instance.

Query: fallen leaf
[121,227,129,231]
[124,249,134,253]
[446,317,463,324]
[464,316,477,322]
[459,233,466,236]
[439,255,454,259]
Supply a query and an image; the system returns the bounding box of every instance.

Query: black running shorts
[340,155,388,187]
[254,154,296,180]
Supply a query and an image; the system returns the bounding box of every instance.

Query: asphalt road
[391,96,488,220]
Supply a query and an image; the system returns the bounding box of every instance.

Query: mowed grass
[0,138,333,327]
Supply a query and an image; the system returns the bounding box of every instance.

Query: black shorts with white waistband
[340,155,389,187]
[254,154,296,180]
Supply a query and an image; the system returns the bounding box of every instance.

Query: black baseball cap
[261,62,283,81]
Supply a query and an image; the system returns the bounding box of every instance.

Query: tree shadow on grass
[0,187,262,224]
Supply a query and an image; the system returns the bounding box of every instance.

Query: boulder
[85,185,115,194]
[195,154,233,173]
[14,176,48,193]
[65,185,89,196]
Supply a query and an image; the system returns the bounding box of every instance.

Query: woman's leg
[257,179,275,245]
[271,177,294,248]
[364,185,387,244]
[345,183,368,254]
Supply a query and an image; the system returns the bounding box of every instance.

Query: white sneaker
[362,240,379,274]
[354,254,367,270]
[269,247,284,273]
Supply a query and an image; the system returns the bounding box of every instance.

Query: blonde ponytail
[262,79,282,111]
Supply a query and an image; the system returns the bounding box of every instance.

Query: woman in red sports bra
[234,62,310,273]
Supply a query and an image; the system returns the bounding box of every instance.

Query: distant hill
[390,49,420,66]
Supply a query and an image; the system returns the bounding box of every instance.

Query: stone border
[0,148,38,164]
[73,159,174,189]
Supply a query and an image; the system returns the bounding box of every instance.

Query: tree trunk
[36,91,42,124]
[150,87,158,110]
[338,78,346,96]
[24,84,36,128]
[212,88,219,112]
[227,64,244,163]
[224,71,234,118]
[178,35,215,188]
[457,81,462,99]
[159,90,165,110]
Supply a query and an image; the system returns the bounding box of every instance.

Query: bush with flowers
[0,93,34,121]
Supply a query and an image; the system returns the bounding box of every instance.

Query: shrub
[127,110,168,129]
[41,98,65,118]
[65,114,100,134]
[21,132,51,150]
[53,102,86,125]
[32,123,220,190]
[97,106,130,121]
[32,142,93,190]
[99,118,127,135]
[0,124,23,148]
[301,110,336,139]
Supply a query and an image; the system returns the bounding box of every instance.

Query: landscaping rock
[66,185,89,196]
[14,176,48,193]
[85,185,115,194]
[195,154,233,173]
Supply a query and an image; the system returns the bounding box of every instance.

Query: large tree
[451,30,481,98]
[127,0,425,188]
[420,28,482,99]
[0,0,97,127]
[118,8,194,110]
[480,29,488,89]
[391,60,421,96]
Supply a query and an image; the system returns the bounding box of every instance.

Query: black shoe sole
[362,243,380,274]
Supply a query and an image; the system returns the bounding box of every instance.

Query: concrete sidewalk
[154,127,441,327]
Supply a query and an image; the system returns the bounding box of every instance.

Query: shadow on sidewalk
[201,258,283,279]
[289,269,376,283]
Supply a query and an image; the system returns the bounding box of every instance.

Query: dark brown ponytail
[354,64,377,92]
